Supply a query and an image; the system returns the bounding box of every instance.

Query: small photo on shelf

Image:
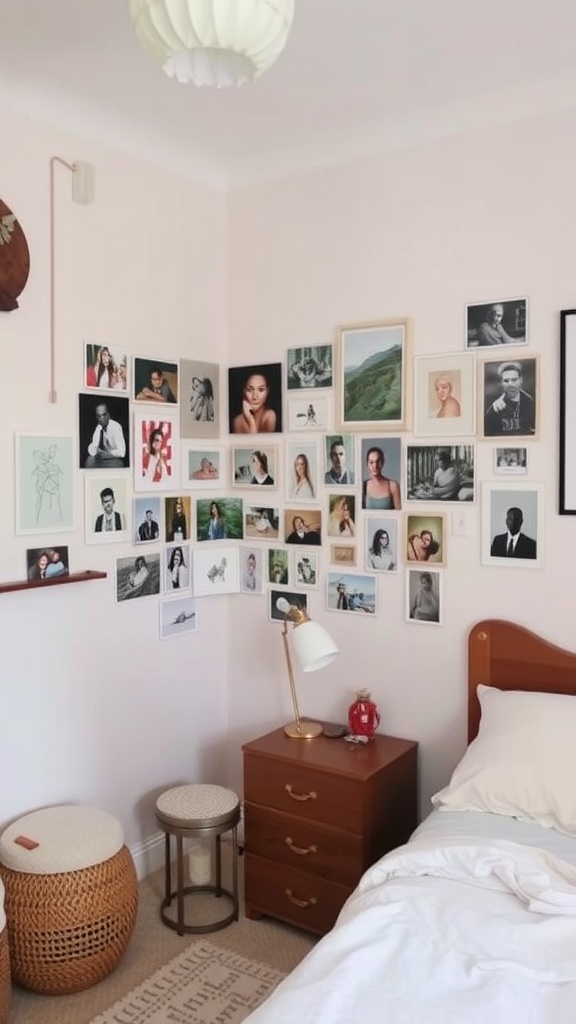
[26,545,69,581]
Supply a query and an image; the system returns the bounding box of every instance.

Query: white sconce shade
[276,598,340,738]
[129,0,295,88]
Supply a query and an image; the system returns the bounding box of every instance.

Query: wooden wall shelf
[0,570,107,595]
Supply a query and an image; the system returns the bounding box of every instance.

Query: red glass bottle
[348,689,380,739]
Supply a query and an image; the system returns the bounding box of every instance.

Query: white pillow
[431,684,576,835]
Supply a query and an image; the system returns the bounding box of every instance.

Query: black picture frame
[560,309,576,514]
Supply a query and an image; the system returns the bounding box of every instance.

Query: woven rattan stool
[0,880,10,1024]
[156,784,240,936]
[0,804,138,995]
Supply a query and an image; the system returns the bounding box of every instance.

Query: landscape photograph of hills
[338,321,409,430]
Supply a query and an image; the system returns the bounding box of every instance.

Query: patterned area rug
[89,939,285,1024]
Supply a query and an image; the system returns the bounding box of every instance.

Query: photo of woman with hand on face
[228,363,282,435]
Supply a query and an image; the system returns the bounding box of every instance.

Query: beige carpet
[7,851,316,1024]
[88,939,285,1024]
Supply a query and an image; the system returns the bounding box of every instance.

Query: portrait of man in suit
[138,508,159,541]
[94,487,125,533]
[490,506,537,559]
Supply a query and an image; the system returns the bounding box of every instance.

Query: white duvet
[245,835,576,1024]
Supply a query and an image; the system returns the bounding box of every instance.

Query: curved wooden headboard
[468,620,576,743]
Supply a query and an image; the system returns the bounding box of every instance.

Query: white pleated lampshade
[129,0,295,87]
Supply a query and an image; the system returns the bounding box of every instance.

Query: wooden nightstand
[242,727,418,936]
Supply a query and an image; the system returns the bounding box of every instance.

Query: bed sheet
[244,813,576,1024]
[414,807,576,867]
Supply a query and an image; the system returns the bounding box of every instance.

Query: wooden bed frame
[468,619,576,742]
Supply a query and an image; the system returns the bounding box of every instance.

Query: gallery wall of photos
[14,295,540,637]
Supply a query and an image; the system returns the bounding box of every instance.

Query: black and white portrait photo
[466,297,527,348]
[482,357,537,438]
[180,358,219,440]
[78,394,130,470]
[286,345,333,390]
[482,483,543,568]
[406,445,475,503]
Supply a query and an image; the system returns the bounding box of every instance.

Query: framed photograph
[159,595,197,640]
[406,513,445,566]
[196,497,243,542]
[163,543,191,593]
[326,572,377,614]
[414,352,475,436]
[244,505,280,540]
[133,496,162,544]
[336,319,410,432]
[269,589,308,623]
[15,434,74,534]
[85,475,129,545]
[287,395,330,431]
[364,514,398,573]
[84,342,128,392]
[494,447,527,475]
[285,441,319,503]
[232,445,277,488]
[164,495,192,543]
[406,444,475,503]
[26,545,70,581]
[406,568,442,625]
[180,358,219,439]
[115,553,161,602]
[133,413,178,492]
[360,437,402,509]
[293,549,319,588]
[323,434,356,486]
[133,357,178,405]
[284,509,322,545]
[192,545,240,596]
[240,547,264,594]
[327,493,356,538]
[267,547,290,586]
[466,297,527,348]
[78,394,130,470]
[330,544,356,567]
[560,309,576,513]
[228,362,282,435]
[480,356,537,439]
[481,482,543,568]
[181,446,223,489]
[286,345,333,390]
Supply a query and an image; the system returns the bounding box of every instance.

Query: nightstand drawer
[244,754,362,831]
[244,803,362,886]
[244,852,351,937]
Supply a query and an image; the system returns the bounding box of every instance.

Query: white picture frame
[115,553,161,602]
[181,445,224,489]
[192,545,240,596]
[85,474,130,545]
[163,542,192,594]
[133,412,179,492]
[481,482,543,568]
[231,445,278,489]
[286,395,330,432]
[414,352,476,436]
[15,434,75,535]
[326,572,377,614]
[133,496,163,545]
[159,596,197,639]
[240,547,264,594]
[406,568,443,625]
[293,548,319,588]
[364,514,398,573]
[285,441,319,503]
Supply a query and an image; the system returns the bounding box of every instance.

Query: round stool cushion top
[156,784,239,830]
[0,805,124,875]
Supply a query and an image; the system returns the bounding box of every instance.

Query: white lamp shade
[292,620,339,674]
[129,0,295,87]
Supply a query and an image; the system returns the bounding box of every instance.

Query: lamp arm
[281,620,303,732]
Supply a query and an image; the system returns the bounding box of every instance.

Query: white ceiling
[2,0,576,190]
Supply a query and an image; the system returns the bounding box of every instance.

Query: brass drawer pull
[285,784,317,802]
[285,888,317,909]
[285,837,317,856]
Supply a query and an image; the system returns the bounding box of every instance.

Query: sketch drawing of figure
[32,445,63,523]
[207,557,227,584]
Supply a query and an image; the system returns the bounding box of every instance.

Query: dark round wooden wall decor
[0,198,30,311]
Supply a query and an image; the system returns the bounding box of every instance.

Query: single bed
[244,619,576,1024]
